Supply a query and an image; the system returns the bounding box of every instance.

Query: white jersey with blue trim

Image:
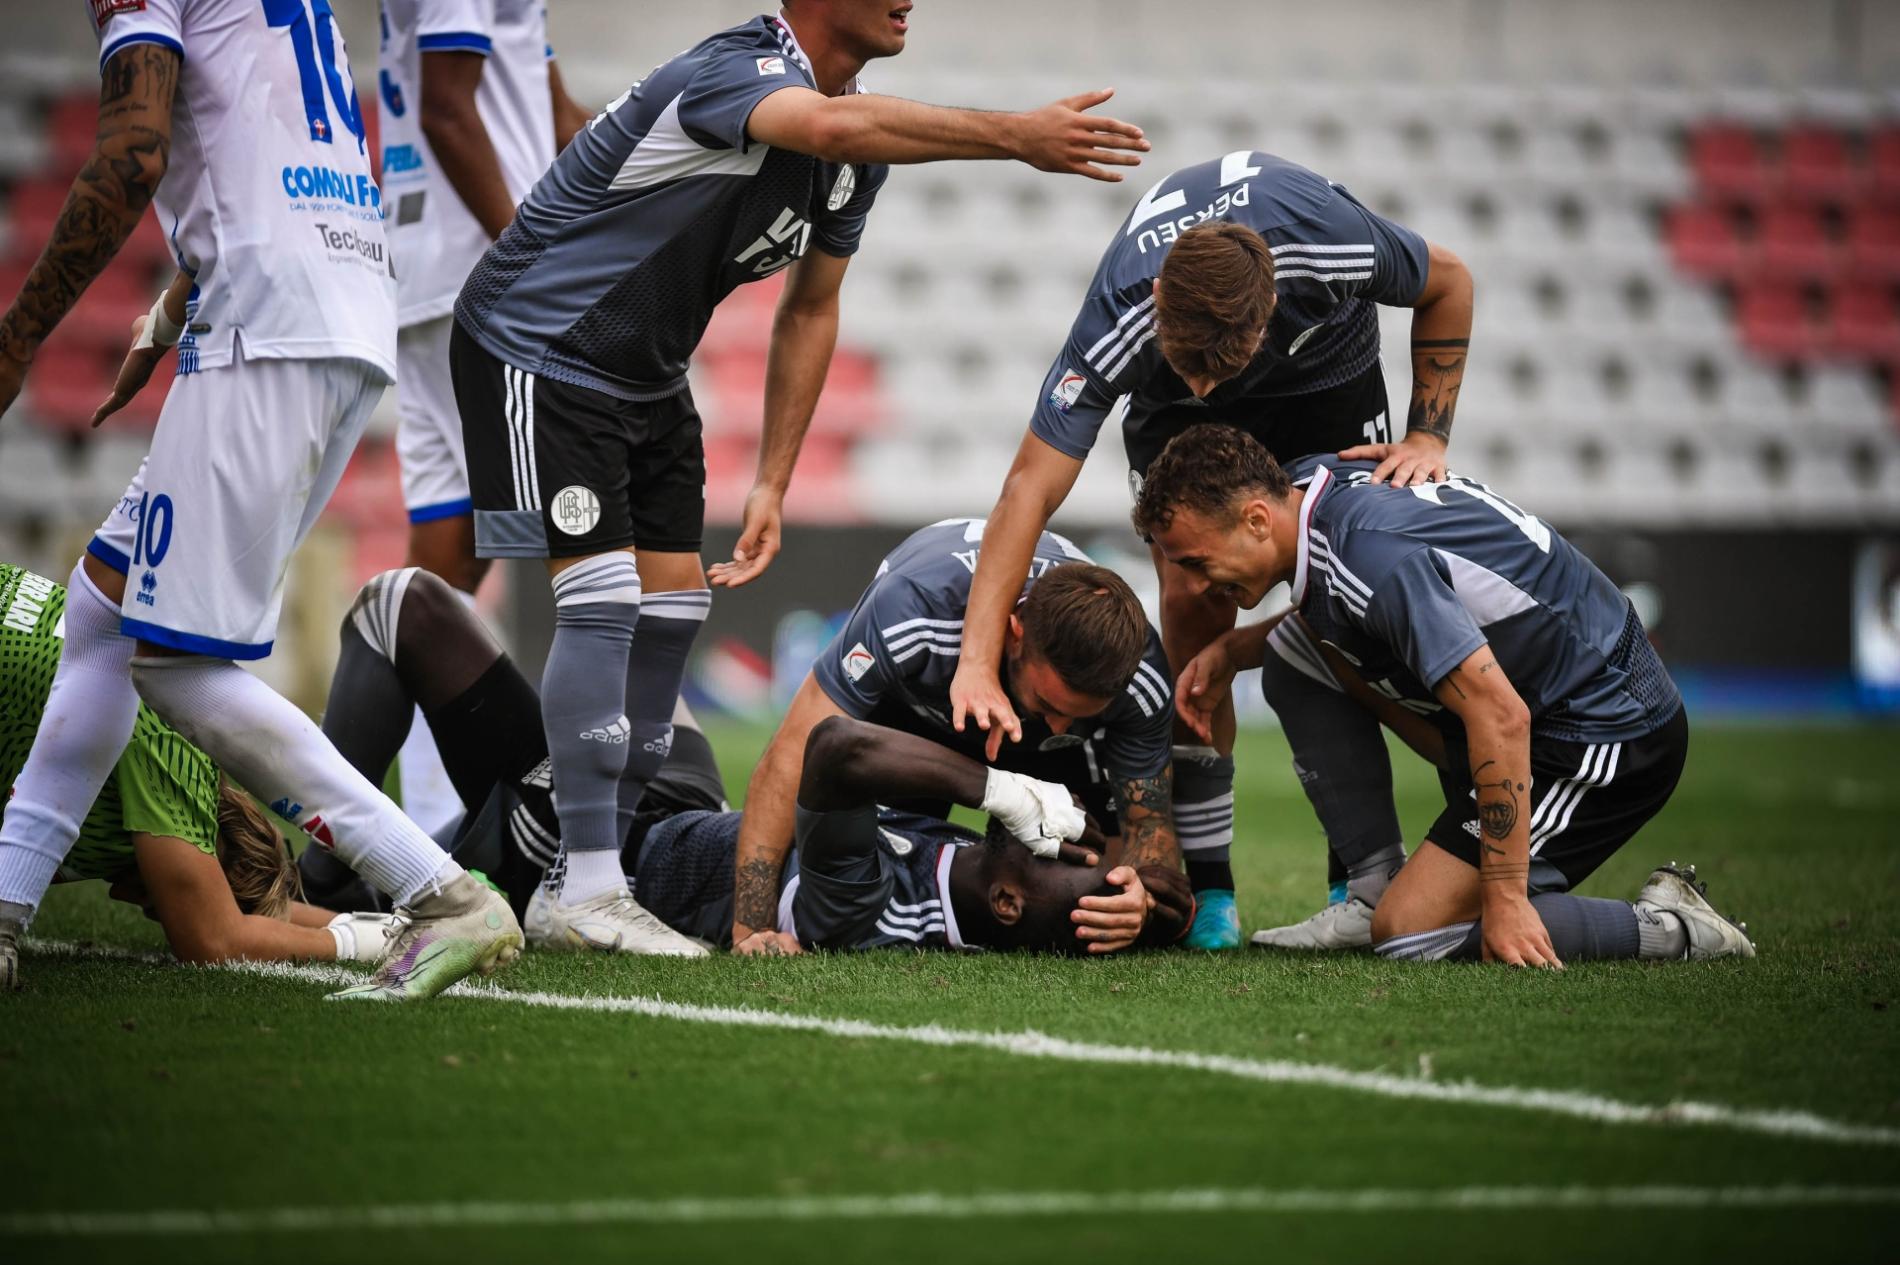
[1032,152,1429,461]
[377,0,555,327]
[89,0,396,381]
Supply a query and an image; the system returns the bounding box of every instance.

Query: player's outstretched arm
[1339,241,1473,487]
[746,87,1147,181]
[421,50,518,239]
[131,833,345,965]
[711,251,849,590]
[91,268,190,429]
[0,43,178,419]
[949,432,1087,758]
[731,674,850,948]
[1431,647,1561,969]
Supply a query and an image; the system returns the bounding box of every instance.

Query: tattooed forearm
[1406,337,1467,444]
[1116,771,1180,870]
[0,45,177,367]
[1471,758,1525,843]
[733,857,784,934]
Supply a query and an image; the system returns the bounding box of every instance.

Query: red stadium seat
[1666,203,1745,279]
[1822,283,1900,365]
[1776,124,1858,204]
[1870,125,1900,206]
[1735,283,1823,362]
[46,93,98,174]
[1845,207,1900,281]
[1689,122,1771,203]
[1751,203,1835,281]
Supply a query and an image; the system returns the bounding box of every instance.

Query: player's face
[1150,504,1275,609]
[1005,651,1114,735]
[834,0,913,59]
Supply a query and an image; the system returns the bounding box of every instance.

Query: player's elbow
[1421,242,1473,309]
[419,91,483,150]
[799,715,873,808]
[1476,694,1531,746]
[164,920,238,966]
[796,100,869,163]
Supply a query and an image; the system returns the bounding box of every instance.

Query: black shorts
[1123,361,1391,481]
[1427,705,1689,893]
[451,321,706,558]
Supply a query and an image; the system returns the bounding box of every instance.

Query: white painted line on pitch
[5,1184,1898,1238]
[26,940,1900,1150]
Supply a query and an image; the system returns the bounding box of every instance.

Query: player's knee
[392,567,471,662]
[344,568,422,663]
[802,715,868,779]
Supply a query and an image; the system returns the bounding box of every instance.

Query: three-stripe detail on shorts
[1528,741,1624,854]
[503,365,542,513]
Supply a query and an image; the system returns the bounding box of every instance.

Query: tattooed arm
[1432,646,1561,969]
[0,43,179,419]
[1340,240,1474,488]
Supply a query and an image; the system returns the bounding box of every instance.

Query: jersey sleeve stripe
[99,32,184,73]
[416,32,495,54]
[1089,314,1154,377]
[884,628,962,652]
[1273,268,1374,282]
[1270,242,1374,255]
[880,616,964,635]
[1100,327,1157,382]
[1272,255,1374,270]
[1082,294,1156,361]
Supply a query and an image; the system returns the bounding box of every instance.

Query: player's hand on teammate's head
[1133,864,1194,945]
[708,484,786,589]
[1013,89,1150,182]
[1174,641,1237,744]
[951,663,1022,762]
[1072,864,1154,954]
[1337,433,1450,488]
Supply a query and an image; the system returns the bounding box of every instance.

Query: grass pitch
[3,722,1898,1263]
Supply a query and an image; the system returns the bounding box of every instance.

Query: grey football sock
[1634,904,1689,959]
[1172,746,1235,892]
[1346,842,1406,907]
[1527,893,1641,961]
[542,555,642,855]
[616,589,711,837]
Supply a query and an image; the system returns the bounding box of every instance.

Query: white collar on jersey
[1288,463,1335,607]
[936,844,969,950]
[773,10,865,95]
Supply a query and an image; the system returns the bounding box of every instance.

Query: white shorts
[396,315,471,523]
[89,354,385,660]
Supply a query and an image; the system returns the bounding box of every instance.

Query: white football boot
[0,912,22,990]
[1635,862,1756,960]
[525,883,709,957]
[1249,897,1375,950]
[328,873,523,1002]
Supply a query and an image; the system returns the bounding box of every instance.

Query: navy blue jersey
[1033,152,1429,460]
[1286,457,1680,745]
[811,519,1175,781]
[641,806,978,950]
[455,14,887,400]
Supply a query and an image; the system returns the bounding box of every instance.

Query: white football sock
[128,654,462,905]
[558,847,626,905]
[0,561,139,912]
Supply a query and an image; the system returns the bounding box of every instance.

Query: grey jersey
[810,519,1175,781]
[454,14,887,400]
[1033,152,1428,460]
[1287,457,1680,744]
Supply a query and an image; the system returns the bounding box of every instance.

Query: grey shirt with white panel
[811,518,1175,783]
[1283,456,1681,746]
[454,13,887,400]
[1032,152,1429,462]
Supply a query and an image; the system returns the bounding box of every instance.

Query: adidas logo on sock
[581,717,631,744]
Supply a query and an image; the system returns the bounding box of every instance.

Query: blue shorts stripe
[87,536,131,576]
[120,617,273,662]
[416,32,493,54]
[407,497,474,525]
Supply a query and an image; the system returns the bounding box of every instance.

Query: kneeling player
[0,565,397,975]
[300,568,1189,952]
[1134,427,1755,966]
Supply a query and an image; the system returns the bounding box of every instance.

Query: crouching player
[1134,427,1755,965]
[0,565,397,975]
[299,566,1190,953]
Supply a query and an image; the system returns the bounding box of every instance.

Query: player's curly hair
[1019,563,1148,701]
[215,780,300,920]
[1154,221,1276,385]
[1130,424,1292,538]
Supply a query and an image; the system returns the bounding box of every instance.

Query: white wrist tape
[326,918,355,961]
[980,768,1086,859]
[135,293,183,351]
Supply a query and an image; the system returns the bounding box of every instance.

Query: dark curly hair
[1130,424,1292,538]
[1154,222,1277,384]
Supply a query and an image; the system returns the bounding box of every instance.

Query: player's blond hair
[214,780,300,920]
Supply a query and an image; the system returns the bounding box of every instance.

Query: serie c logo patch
[551,485,602,537]
[756,56,786,75]
[842,641,875,682]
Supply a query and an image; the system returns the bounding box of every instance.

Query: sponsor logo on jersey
[1049,368,1086,414]
[756,56,786,75]
[312,222,386,266]
[551,485,602,537]
[826,165,857,212]
[735,207,812,276]
[0,570,55,634]
[90,0,144,29]
[380,145,424,176]
[842,642,875,682]
[281,165,383,211]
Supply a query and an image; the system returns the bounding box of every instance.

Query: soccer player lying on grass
[0,565,399,973]
[299,567,1192,953]
[1131,426,1755,966]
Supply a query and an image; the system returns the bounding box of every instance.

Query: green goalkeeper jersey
[0,564,220,883]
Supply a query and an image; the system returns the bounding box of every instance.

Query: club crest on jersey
[756,56,786,75]
[842,642,875,682]
[1049,368,1086,413]
[827,165,858,212]
[550,486,601,537]
[91,0,144,29]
